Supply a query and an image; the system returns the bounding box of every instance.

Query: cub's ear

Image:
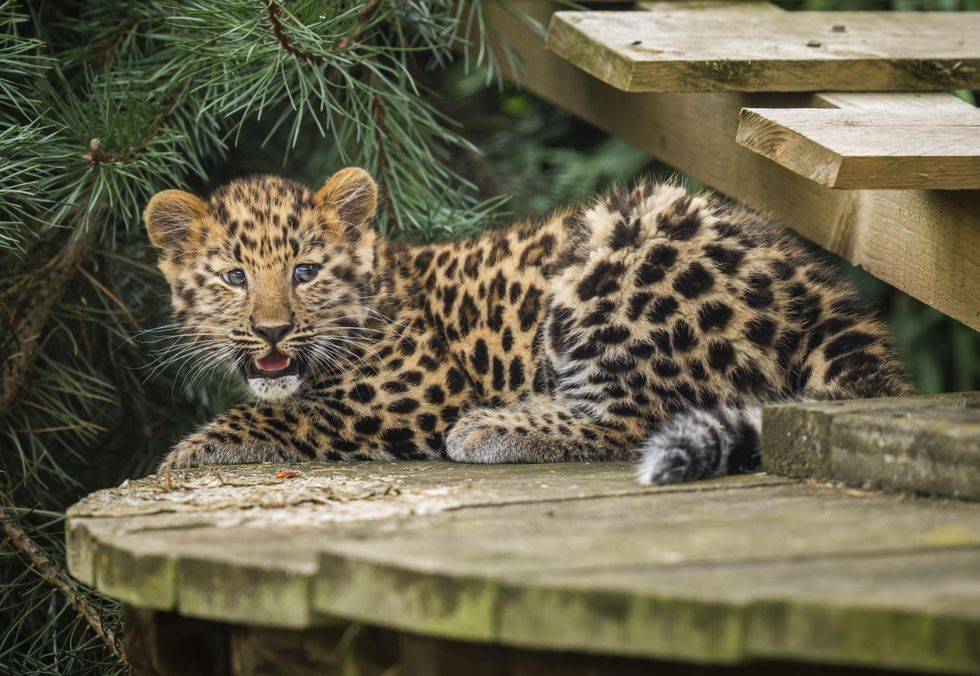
[144,189,206,251]
[315,167,378,232]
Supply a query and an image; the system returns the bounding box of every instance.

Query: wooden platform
[547,10,980,92]
[68,458,980,674]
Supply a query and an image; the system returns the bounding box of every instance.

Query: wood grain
[547,10,980,92]
[736,107,980,189]
[472,1,980,331]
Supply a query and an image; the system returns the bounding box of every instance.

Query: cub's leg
[445,395,642,464]
[161,400,330,471]
[161,410,309,471]
[159,393,445,470]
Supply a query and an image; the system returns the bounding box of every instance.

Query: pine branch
[265,1,344,61]
[0,497,129,668]
[96,14,142,65]
[264,0,383,62]
[0,227,97,420]
[371,74,390,205]
[359,0,382,22]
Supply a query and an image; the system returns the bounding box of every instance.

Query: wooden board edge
[761,392,980,495]
[828,411,980,500]
[93,531,178,612]
[737,107,980,190]
[311,546,980,672]
[546,12,636,92]
[736,108,843,188]
[813,91,978,112]
[545,11,980,93]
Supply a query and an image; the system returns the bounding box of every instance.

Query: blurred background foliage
[0,0,978,673]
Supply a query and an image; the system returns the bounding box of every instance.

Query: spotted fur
[145,170,910,482]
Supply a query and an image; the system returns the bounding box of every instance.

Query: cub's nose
[252,323,293,344]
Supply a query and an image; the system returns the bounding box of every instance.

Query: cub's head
[144,168,378,401]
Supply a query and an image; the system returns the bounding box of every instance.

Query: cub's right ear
[143,190,206,251]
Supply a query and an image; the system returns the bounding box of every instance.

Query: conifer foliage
[0,1,507,671]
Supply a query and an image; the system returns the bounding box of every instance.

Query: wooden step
[736,107,980,190]
[763,392,980,499]
[68,462,980,674]
[547,10,980,92]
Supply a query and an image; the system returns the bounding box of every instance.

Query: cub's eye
[220,269,247,287]
[293,264,320,284]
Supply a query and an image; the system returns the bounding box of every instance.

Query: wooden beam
[736,107,980,190]
[547,10,980,92]
[813,91,977,113]
[762,392,980,499]
[637,1,782,10]
[476,1,980,331]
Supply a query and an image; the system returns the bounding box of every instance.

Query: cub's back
[543,182,907,417]
[408,180,906,419]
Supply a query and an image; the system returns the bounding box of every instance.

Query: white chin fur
[247,375,301,401]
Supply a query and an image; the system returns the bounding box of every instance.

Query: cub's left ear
[315,167,378,233]
[144,189,206,252]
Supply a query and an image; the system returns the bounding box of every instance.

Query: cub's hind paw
[159,432,297,472]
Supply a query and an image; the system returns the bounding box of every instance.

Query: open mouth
[244,350,301,379]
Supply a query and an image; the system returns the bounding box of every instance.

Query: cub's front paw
[445,410,524,464]
[158,432,295,472]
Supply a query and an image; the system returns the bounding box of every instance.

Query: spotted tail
[636,406,765,485]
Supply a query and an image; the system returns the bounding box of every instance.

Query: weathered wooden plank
[68,460,763,522]
[547,10,980,92]
[470,2,980,330]
[762,392,980,499]
[812,90,977,113]
[91,529,178,612]
[495,549,980,673]
[312,483,980,667]
[736,107,980,189]
[68,461,980,672]
[66,463,785,626]
[313,482,980,577]
[637,1,783,11]
[72,516,322,622]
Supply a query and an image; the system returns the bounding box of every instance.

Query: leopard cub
[145,168,908,483]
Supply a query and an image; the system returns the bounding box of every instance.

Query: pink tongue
[257,354,290,372]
